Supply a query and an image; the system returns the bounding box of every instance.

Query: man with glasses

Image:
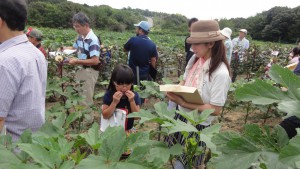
[0,0,47,142]
[67,12,101,107]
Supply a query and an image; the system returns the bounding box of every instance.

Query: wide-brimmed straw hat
[187,20,225,44]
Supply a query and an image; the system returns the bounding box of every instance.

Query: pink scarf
[185,57,206,87]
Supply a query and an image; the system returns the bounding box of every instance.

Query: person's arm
[150,57,157,68]
[123,37,132,52]
[69,56,98,66]
[102,91,123,119]
[245,40,250,50]
[0,117,5,132]
[124,90,140,113]
[63,46,76,50]
[166,92,222,116]
[102,104,117,119]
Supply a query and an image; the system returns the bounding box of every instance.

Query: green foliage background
[26,0,299,43]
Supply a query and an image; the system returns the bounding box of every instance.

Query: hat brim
[221,31,230,39]
[186,35,225,44]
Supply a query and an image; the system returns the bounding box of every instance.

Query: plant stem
[244,102,251,124]
[263,105,272,124]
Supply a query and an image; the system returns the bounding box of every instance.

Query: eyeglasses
[114,82,132,88]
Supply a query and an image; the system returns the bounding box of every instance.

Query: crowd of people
[0,1,299,169]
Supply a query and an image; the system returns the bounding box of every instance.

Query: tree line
[26,0,299,43]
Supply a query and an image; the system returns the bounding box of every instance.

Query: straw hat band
[190,31,221,38]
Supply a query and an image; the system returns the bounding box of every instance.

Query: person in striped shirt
[67,12,101,107]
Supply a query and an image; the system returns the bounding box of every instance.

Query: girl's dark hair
[0,0,27,31]
[208,40,230,80]
[107,64,134,92]
[291,47,300,57]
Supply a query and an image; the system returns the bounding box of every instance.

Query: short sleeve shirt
[232,37,249,51]
[0,34,47,142]
[124,35,158,78]
[103,90,141,130]
[224,39,233,64]
[73,30,100,60]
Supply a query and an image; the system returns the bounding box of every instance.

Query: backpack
[100,45,112,65]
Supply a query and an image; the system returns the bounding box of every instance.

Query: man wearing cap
[231,28,250,82]
[0,0,47,142]
[221,27,233,64]
[232,29,249,52]
[124,21,158,86]
[26,28,47,57]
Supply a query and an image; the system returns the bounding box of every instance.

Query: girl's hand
[112,91,123,104]
[166,92,184,105]
[125,90,135,102]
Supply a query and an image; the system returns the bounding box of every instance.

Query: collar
[0,34,28,53]
[82,29,93,40]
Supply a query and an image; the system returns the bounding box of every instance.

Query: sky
[68,0,299,20]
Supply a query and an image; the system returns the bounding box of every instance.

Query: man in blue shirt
[124,21,158,85]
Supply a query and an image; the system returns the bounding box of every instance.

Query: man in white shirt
[232,29,249,52]
[231,29,250,82]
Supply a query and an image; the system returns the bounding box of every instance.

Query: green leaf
[200,124,221,154]
[127,109,157,124]
[80,123,101,149]
[269,64,300,100]
[59,160,75,169]
[208,152,261,169]
[16,129,32,162]
[169,143,183,156]
[273,125,289,148]
[124,132,150,149]
[99,126,126,162]
[260,151,289,169]
[75,155,112,169]
[33,122,64,138]
[278,100,300,119]
[18,143,55,168]
[76,155,151,169]
[0,144,22,164]
[58,137,74,160]
[65,113,80,128]
[154,101,176,118]
[279,129,300,168]
[212,131,240,145]
[167,119,198,134]
[94,91,105,99]
[154,102,171,117]
[52,112,66,129]
[235,79,287,105]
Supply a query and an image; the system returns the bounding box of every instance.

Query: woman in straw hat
[165,20,231,168]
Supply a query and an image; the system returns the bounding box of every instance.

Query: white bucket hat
[221,27,232,39]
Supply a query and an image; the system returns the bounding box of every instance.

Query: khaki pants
[75,68,99,107]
